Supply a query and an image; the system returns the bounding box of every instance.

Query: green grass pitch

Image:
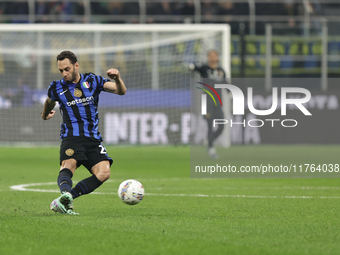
[0,145,340,255]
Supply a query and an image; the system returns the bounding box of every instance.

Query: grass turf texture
[0,146,340,255]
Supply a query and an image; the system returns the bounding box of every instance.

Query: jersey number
[99,145,107,154]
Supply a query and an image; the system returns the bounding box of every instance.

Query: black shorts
[205,106,224,120]
[60,136,113,172]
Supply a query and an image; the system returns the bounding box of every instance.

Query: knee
[92,161,111,182]
[96,167,111,182]
[60,159,77,174]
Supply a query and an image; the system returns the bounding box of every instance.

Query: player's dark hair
[57,51,77,64]
[207,49,219,56]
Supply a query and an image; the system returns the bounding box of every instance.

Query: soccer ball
[118,179,144,205]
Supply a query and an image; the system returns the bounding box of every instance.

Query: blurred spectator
[255,0,302,34]
[0,0,334,36]
[171,2,182,16]
[256,0,281,16]
[0,2,9,23]
[35,1,51,23]
[217,2,238,34]
[91,2,135,23]
[218,2,235,16]
[122,2,140,23]
[58,1,80,23]
[71,1,85,15]
[107,2,123,15]
[147,2,173,15]
[218,1,249,16]
[105,2,124,23]
[270,1,300,29]
[306,0,323,14]
[323,2,339,14]
[0,2,7,15]
[201,0,218,23]
[8,1,29,23]
[0,78,25,107]
[234,2,249,15]
[170,2,190,23]
[165,1,195,23]
[48,2,64,22]
[180,1,195,16]
[123,2,140,16]
[146,2,175,23]
[43,1,83,23]
[304,0,324,34]
[90,2,107,15]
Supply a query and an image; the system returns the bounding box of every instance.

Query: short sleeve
[96,75,110,92]
[221,68,226,78]
[193,63,207,77]
[194,62,203,74]
[47,82,57,101]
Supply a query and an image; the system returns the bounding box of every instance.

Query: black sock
[57,168,73,194]
[71,174,103,199]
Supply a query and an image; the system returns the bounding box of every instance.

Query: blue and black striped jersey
[47,73,110,141]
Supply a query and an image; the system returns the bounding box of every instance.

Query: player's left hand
[107,68,120,81]
[41,110,56,120]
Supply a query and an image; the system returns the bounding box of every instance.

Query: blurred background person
[188,50,227,159]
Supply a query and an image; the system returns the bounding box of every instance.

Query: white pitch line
[146,193,340,199]
[106,178,183,183]
[91,192,340,199]
[10,182,57,192]
[222,186,340,190]
[8,182,340,199]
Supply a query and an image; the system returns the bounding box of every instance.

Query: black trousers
[205,107,224,148]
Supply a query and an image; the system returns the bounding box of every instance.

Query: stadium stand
[0,1,336,34]
[0,1,339,79]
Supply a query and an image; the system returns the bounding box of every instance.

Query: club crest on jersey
[74,88,82,97]
[65,148,74,156]
[82,82,90,89]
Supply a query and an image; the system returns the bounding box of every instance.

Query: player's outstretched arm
[104,68,127,95]
[184,62,203,74]
[41,97,56,120]
[188,63,196,71]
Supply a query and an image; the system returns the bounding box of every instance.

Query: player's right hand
[42,110,56,120]
[107,68,120,81]
[183,62,195,71]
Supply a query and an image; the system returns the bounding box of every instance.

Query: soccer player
[41,51,127,215]
[188,50,226,159]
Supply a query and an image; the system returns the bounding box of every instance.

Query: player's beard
[70,67,77,83]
